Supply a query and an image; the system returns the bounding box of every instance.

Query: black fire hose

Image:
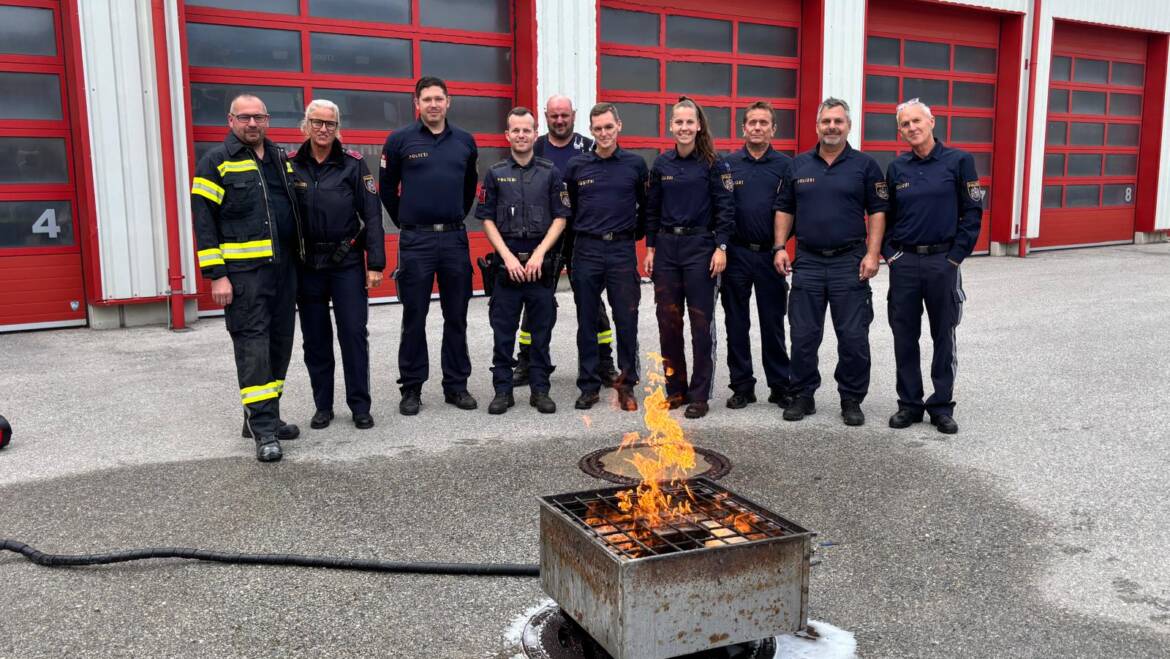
[0,539,539,577]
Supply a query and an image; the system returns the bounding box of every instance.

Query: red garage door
[0,1,87,331]
[863,1,1012,255]
[1036,22,1149,249]
[182,0,528,311]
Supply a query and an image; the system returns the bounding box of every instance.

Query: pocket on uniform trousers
[953,287,966,326]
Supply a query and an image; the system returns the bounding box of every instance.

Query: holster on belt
[541,252,562,288]
[476,252,499,297]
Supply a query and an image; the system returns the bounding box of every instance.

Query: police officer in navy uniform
[773,97,888,427]
[564,103,649,412]
[478,107,570,414]
[191,93,305,462]
[510,95,618,387]
[290,99,385,430]
[722,100,794,411]
[380,76,479,416]
[884,99,982,435]
[644,97,735,419]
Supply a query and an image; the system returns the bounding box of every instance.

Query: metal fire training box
[538,478,815,659]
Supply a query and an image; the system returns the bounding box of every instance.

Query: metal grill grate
[543,478,801,560]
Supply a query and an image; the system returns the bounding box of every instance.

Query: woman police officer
[644,97,736,418]
[289,99,385,430]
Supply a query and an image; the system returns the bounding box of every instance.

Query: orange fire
[613,353,699,529]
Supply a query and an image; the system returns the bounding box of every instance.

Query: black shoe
[353,413,374,429]
[530,391,557,414]
[841,400,865,426]
[598,362,619,387]
[242,420,299,440]
[575,391,599,410]
[399,390,421,416]
[488,392,515,415]
[255,438,282,462]
[665,393,687,410]
[444,390,478,410]
[310,410,334,429]
[617,388,638,412]
[513,361,530,387]
[783,396,816,421]
[684,401,709,419]
[931,414,959,434]
[767,388,793,408]
[726,391,756,409]
[888,409,924,429]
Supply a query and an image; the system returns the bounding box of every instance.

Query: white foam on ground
[502,599,857,658]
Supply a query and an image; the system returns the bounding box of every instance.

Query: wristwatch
[771,245,786,255]
[717,243,727,252]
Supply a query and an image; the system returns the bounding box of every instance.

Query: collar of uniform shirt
[415,118,451,139]
[738,144,777,162]
[910,140,946,162]
[813,140,854,165]
[507,153,536,169]
[589,144,624,160]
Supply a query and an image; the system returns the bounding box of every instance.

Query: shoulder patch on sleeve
[875,181,889,200]
[346,149,363,160]
[966,181,985,203]
[363,174,376,194]
[477,185,486,205]
[560,186,571,209]
[380,154,387,169]
[721,172,734,192]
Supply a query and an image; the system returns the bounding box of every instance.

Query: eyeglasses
[309,119,339,131]
[232,113,270,124]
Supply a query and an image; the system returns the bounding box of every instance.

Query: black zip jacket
[191,132,305,280]
[289,139,386,272]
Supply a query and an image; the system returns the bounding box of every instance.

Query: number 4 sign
[32,209,61,239]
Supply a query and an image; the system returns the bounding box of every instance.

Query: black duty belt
[891,241,952,255]
[731,237,768,252]
[802,241,863,258]
[577,230,635,242]
[665,226,709,236]
[402,223,464,232]
[310,241,340,254]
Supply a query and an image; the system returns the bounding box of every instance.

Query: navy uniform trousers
[788,245,874,402]
[571,236,641,393]
[298,262,371,415]
[720,244,791,396]
[887,252,965,416]
[395,228,473,394]
[226,256,297,439]
[491,274,556,394]
[653,233,718,402]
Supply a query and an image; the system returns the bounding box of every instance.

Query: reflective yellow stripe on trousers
[240,381,281,406]
[597,329,614,345]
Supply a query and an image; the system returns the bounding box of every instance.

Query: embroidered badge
[721,173,734,192]
[560,188,571,209]
[477,186,486,205]
[875,181,889,200]
[966,181,985,203]
[363,174,376,194]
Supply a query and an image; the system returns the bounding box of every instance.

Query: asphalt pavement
[1,243,1168,658]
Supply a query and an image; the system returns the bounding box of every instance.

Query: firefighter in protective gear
[477,107,569,414]
[191,94,305,462]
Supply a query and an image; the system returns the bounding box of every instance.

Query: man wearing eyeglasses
[191,93,305,462]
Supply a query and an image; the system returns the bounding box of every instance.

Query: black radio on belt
[329,218,367,264]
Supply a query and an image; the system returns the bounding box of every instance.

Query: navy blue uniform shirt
[727,146,792,245]
[563,146,649,237]
[884,141,984,263]
[475,154,571,253]
[534,133,594,177]
[773,143,889,250]
[379,120,478,227]
[646,149,735,248]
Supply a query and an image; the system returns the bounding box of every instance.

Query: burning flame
[614,353,698,528]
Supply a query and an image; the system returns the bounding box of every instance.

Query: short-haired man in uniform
[773,97,888,427]
[884,99,982,434]
[510,95,618,388]
[564,103,649,412]
[380,76,479,416]
[722,100,795,410]
[478,107,569,414]
[191,93,305,462]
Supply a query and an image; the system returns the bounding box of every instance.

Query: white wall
[536,0,597,136]
[77,0,171,301]
[821,0,867,148]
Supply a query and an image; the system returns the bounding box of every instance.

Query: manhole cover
[578,443,731,485]
[521,603,776,659]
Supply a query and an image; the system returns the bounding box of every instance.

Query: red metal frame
[863,0,1014,255]
[1035,21,1151,248]
[151,0,187,328]
[0,0,92,327]
[181,1,534,307]
[1134,33,1167,235]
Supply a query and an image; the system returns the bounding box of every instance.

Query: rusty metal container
[538,478,815,659]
